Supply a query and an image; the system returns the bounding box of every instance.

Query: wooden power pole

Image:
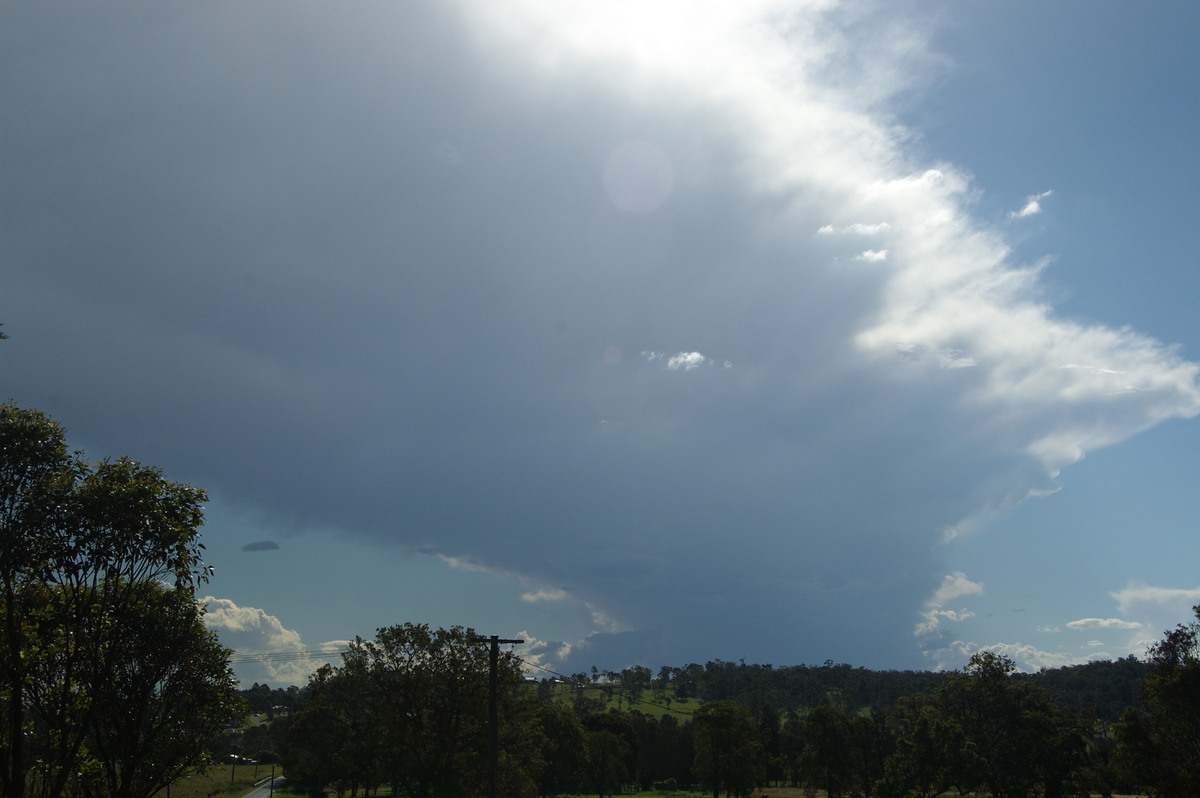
[475,634,523,798]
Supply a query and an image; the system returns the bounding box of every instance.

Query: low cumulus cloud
[4,1,1199,671]
[1107,583,1200,653]
[202,596,340,685]
[915,572,984,638]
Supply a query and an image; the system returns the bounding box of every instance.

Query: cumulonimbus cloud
[3,0,1198,673]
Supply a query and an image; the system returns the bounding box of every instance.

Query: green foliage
[284,623,543,798]
[523,702,586,797]
[582,710,638,798]
[691,701,763,798]
[1115,605,1200,797]
[0,402,238,798]
[880,652,1093,798]
[78,581,245,798]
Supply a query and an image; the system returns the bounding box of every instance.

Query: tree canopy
[0,402,241,798]
[1115,605,1200,797]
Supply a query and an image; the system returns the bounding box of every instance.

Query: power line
[228,649,348,665]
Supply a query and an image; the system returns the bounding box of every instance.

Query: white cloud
[435,553,504,574]
[521,587,572,603]
[818,222,891,235]
[1009,190,1053,219]
[932,572,985,605]
[916,572,984,637]
[855,249,888,262]
[938,349,976,369]
[666,352,709,370]
[202,596,303,651]
[1103,583,1200,655]
[1066,617,1142,630]
[925,640,1079,672]
[516,630,574,673]
[1111,583,1200,616]
[202,596,336,686]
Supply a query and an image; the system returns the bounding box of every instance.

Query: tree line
[5,401,1199,798]
[271,617,1200,798]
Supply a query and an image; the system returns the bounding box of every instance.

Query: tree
[285,623,530,798]
[692,701,763,798]
[1115,606,1200,797]
[883,652,1090,798]
[77,581,244,798]
[0,403,234,798]
[581,710,637,798]
[283,663,380,798]
[525,703,585,797]
[797,705,852,798]
[879,694,972,798]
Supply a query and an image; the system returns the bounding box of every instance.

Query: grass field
[544,682,703,721]
[152,764,272,798]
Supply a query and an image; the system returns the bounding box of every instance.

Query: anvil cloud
[3,1,1199,680]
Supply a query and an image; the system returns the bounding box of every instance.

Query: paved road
[241,776,285,798]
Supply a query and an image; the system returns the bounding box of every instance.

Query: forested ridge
[238,624,1197,798]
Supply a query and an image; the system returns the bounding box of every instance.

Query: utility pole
[474,634,523,798]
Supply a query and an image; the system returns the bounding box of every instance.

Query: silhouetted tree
[0,403,231,798]
[1115,606,1200,797]
[692,701,763,798]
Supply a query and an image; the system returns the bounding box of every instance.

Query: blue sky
[4,0,1200,685]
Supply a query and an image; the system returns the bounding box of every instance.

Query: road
[242,776,285,798]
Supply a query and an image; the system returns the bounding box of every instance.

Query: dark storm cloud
[242,541,281,553]
[3,1,1197,671]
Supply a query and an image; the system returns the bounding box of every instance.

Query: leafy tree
[283,663,381,798]
[538,702,587,796]
[285,623,532,798]
[77,581,243,798]
[583,730,631,798]
[692,701,763,798]
[845,709,889,797]
[0,403,231,798]
[879,694,970,798]
[1115,606,1200,797]
[582,710,637,798]
[884,652,1090,798]
[797,705,852,798]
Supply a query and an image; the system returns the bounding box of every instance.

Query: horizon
[5,0,1200,687]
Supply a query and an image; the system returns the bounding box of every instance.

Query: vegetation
[1,403,243,798]
[1114,604,1200,796]
[259,631,1187,798]
[7,401,1199,797]
[149,765,264,798]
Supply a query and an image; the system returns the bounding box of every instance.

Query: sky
[4,0,1200,686]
